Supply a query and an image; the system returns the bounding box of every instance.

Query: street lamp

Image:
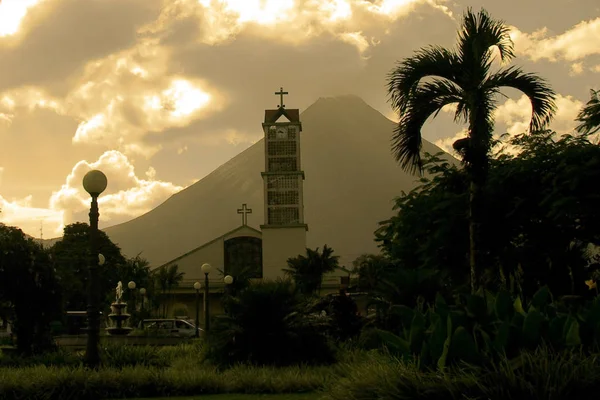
[223,275,234,313]
[201,263,211,335]
[83,169,107,369]
[193,282,201,337]
[128,281,137,316]
[139,288,146,315]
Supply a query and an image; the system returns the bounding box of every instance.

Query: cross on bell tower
[275,87,288,108]
[237,203,252,226]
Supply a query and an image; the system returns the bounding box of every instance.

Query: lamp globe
[83,170,107,196]
[201,263,212,274]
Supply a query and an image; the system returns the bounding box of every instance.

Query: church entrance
[223,236,263,278]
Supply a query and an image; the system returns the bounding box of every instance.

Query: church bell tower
[260,87,308,279]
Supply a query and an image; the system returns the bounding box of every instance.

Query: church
[153,89,349,319]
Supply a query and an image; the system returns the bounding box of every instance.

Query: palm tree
[386,8,556,293]
[154,264,184,317]
[576,89,600,135]
[283,245,340,295]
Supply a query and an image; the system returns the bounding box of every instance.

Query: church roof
[264,107,300,123]
[154,224,262,271]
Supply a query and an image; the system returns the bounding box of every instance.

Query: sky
[0,0,598,239]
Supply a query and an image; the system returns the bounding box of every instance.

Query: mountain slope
[101,95,456,268]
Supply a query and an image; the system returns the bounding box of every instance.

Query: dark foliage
[313,289,364,341]
[204,279,336,367]
[284,245,340,295]
[50,222,127,312]
[376,131,600,301]
[0,224,62,355]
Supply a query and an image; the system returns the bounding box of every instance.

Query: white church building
[154,89,349,318]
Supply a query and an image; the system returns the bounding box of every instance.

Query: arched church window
[224,236,263,278]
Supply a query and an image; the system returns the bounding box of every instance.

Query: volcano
[101,95,455,268]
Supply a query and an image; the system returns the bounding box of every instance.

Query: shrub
[313,290,364,341]
[0,361,341,399]
[359,286,600,370]
[325,347,600,400]
[204,279,336,367]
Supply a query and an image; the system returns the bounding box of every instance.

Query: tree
[376,131,600,300]
[386,8,556,293]
[153,264,184,317]
[0,224,62,354]
[50,222,126,311]
[576,89,600,135]
[283,245,340,295]
[351,254,395,292]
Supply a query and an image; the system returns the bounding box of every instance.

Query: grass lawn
[130,394,321,400]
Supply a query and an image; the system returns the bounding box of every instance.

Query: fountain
[106,281,133,336]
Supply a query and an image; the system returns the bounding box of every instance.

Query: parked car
[138,319,202,338]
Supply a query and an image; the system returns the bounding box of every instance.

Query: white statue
[116,281,123,303]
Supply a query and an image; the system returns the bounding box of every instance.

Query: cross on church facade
[237,203,252,226]
[275,87,288,108]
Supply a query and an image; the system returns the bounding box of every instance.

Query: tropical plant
[386,7,556,293]
[153,264,184,317]
[576,88,600,135]
[359,286,600,371]
[283,245,340,295]
[204,279,336,367]
[351,254,395,292]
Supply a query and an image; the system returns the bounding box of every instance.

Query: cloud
[0,151,183,238]
[0,193,64,238]
[494,94,583,136]
[0,0,46,38]
[435,94,585,156]
[142,0,452,55]
[570,62,584,76]
[434,128,467,156]
[49,151,184,228]
[511,17,600,62]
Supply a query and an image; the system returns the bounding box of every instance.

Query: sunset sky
[0,0,598,238]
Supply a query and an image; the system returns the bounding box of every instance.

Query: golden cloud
[0,151,183,238]
[142,0,452,54]
[436,94,586,157]
[511,17,600,62]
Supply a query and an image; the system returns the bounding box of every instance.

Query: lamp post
[201,263,211,335]
[193,282,201,337]
[128,281,136,323]
[139,288,146,313]
[83,169,108,369]
[223,275,233,313]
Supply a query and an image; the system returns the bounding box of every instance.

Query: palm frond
[457,8,515,70]
[576,89,600,135]
[392,81,464,174]
[484,66,556,131]
[387,45,461,114]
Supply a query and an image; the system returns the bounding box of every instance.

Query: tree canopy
[376,130,600,300]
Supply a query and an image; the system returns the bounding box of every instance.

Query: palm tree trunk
[469,180,478,294]
[468,164,486,294]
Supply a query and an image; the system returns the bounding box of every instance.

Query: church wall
[173,240,224,283]
[171,226,262,282]
[261,226,307,280]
